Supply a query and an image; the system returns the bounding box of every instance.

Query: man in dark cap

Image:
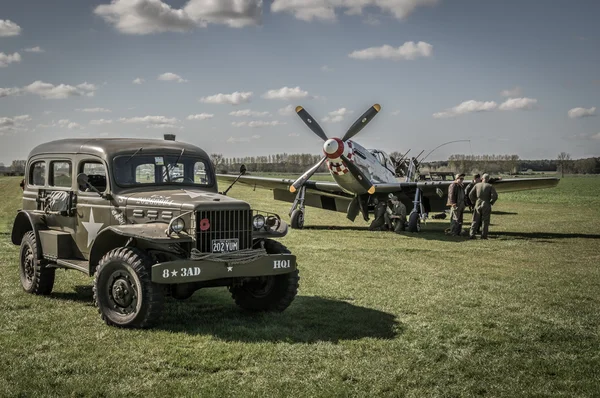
[446,173,466,236]
[464,173,481,212]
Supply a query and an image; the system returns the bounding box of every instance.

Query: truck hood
[123,188,250,211]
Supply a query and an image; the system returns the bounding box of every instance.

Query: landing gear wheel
[290,209,304,229]
[93,247,164,328]
[230,239,300,312]
[407,212,421,233]
[19,231,55,295]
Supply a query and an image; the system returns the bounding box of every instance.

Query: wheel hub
[108,271,137,311]
[23,247,35,282]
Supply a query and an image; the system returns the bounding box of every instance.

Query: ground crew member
[469,173,498,239]
[447,173,466,236]
[385,195,407,233]
[369,197,389,231]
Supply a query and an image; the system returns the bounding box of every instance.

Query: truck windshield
[113,154,211,187]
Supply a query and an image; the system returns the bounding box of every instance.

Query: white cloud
[57,119,83,129]
[0,20,21,37]
[133,77,145,84]
[263,86,309,100]
[348,41,433,61]
[500,86,522,97]
[391,110,401,116]
[499,97,537,111]
[0,114,31,134]
[19,81,97,99]
[119,115,180,128]
[321,65,334,72]
[363,14,381,25]
[90,119,113,125]
[0,87,22,98]
[0,52,21,67]
[322,107,353,123]
[229,109,271,117]
[43,111,52,115]
[200,91,253,105]
[231,120,285,128]
[227,134,262,143]
[24,46,44,53]
[271,0,438,21]
[568,107,596,119]
[157,72,188,83]
[186,113,214,120]
[433,100,498,118]
[591,133,600,140]
[77,107,111,113]
[278,104,295,116]
[288,132,300,137]
[94,0,262,35]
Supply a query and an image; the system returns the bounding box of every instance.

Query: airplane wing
[372,177,560,213]
[216,174,354,213]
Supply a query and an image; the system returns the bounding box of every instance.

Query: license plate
[211,239,239,253]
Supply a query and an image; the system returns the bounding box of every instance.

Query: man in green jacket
[447,173,466,236]
[468,173,499,239]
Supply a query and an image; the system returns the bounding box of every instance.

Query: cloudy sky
[1,0,599,165]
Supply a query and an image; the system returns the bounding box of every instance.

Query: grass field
[1,175,599,397]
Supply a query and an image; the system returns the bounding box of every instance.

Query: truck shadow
[158,294,402,343]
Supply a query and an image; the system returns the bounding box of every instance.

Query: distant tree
[209,153,224,169]
[11,160,26,175]
[557,152,572,177]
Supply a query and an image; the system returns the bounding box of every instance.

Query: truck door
[75,159,112,260]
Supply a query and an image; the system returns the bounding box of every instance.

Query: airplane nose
[323,138,344,159]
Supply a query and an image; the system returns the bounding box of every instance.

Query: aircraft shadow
[157,294,401,343]
[304,225,371,231]
[496,231,600,240]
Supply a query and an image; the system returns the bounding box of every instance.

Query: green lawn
[1,175,599,397]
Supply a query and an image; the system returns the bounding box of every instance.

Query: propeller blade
[341,104,381,142]
[295,106,329,141]
[340,154,375,194]
[290,156,327,193]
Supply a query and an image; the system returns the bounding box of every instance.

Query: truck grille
[195,209,252,252]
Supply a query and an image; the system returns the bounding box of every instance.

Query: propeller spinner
[289,104,381,194]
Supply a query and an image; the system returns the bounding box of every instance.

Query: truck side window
[79,161,107,192]
[29,161,46,186]
[50,161,72,188]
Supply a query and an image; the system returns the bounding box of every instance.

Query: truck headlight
[170,218,185,234]
[252,214,265,230]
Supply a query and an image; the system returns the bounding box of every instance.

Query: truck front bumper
[151,254,296,284]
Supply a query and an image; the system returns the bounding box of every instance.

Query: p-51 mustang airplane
[217,104,559,232]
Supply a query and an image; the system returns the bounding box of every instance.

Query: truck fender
[11,210,47,247]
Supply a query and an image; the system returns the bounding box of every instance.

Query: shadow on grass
[303,225,371,231]
[158,294,401,343]
[497,231,600,240]
[49,285,94,304]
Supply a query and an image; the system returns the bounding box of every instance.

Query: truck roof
[28,138,210,161]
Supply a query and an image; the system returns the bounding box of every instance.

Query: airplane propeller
[289,104,381,195]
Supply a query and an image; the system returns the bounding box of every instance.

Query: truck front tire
[19,231,55,295]
[230,239,299,312]
[93,247,164,328]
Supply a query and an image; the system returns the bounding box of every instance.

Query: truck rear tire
[19,231,55,295]
[93,247,164,328]
[230,239,299,312]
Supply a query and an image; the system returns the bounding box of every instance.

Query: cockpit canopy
[369,149,395,173]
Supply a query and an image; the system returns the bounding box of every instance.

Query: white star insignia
[174,190,205,198]
[171,270,178,277]
[227,266,233,272]
[82,209,104,247]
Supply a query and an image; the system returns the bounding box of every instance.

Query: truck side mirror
[76,173,89,188]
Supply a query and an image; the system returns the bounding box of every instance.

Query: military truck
[11,138,299,328]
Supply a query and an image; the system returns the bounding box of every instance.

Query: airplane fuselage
[324,139,397,195]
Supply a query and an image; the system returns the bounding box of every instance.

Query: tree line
[212,152,600,175]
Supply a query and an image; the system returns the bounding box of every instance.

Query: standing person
[464,173,481,212]
[446,173,466,236]
[469,173,498,239]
